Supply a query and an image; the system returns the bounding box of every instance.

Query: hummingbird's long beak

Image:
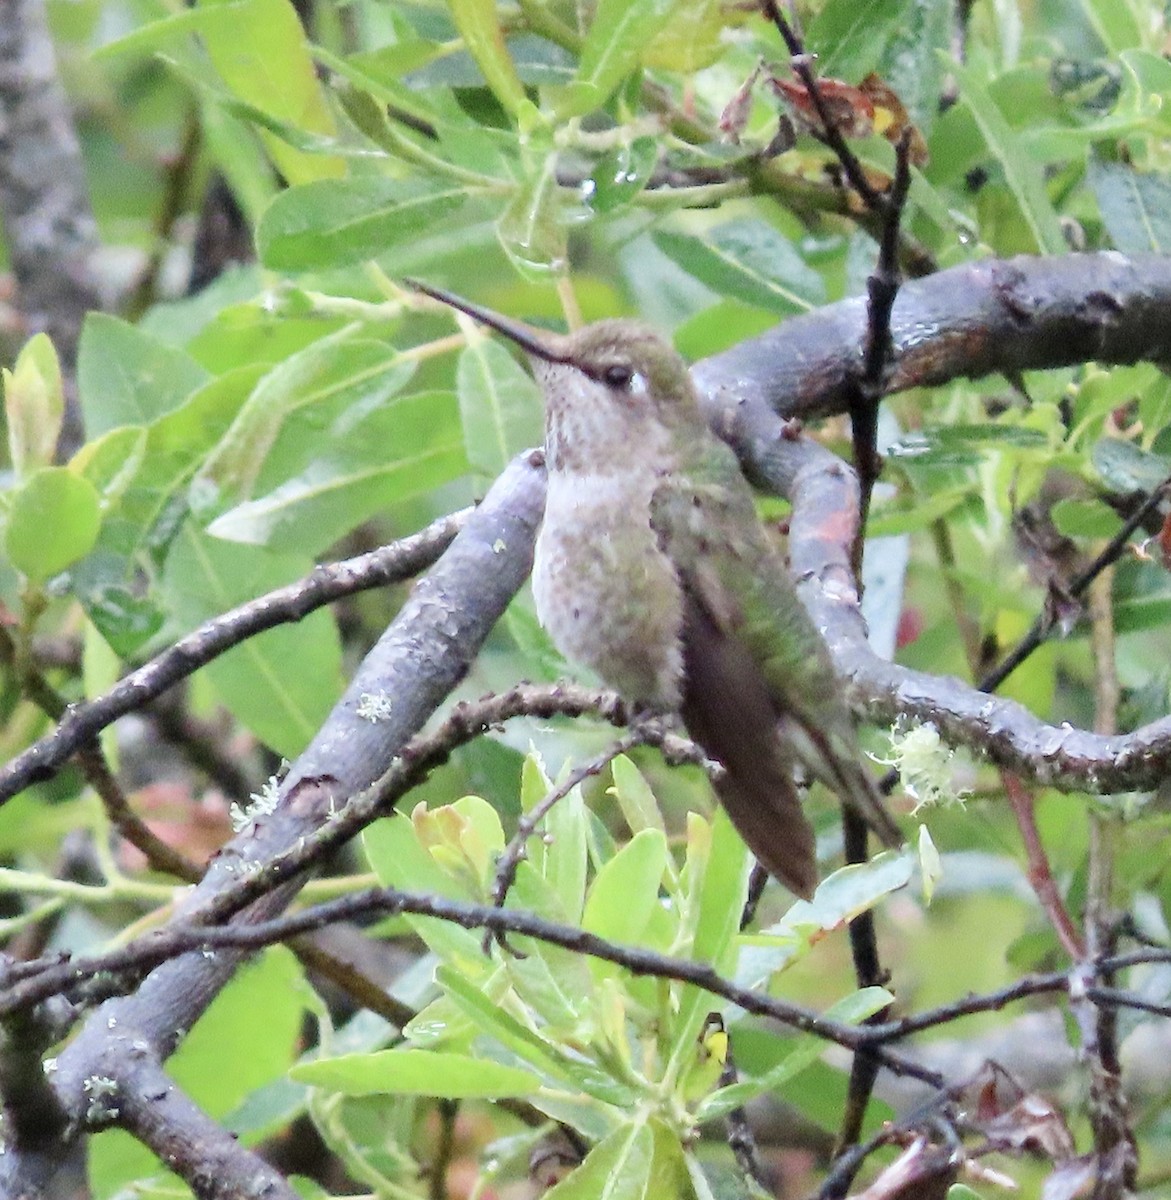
[405,279,569,365]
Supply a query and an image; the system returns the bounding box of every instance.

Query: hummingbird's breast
[533,470,684,711]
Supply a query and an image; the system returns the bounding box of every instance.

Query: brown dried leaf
[858,73,930,166]
[850,1137,958,1200]
[766,73,876,139]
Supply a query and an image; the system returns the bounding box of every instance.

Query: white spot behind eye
[629,372,648,397]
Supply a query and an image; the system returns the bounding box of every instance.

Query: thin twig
[484,718,695,948]
[1083,563,1137,1194]
[0,624,203,883]
[832,126,915,1167]
[429,1099,458,1200]
[0,884,941,1083]
[1004,771,1084,957]
[717,1019,769,1190]
[759,1,884,211]
[485,727,652,952]
[853,128,914,532]
[979,476,1171,692]
[0,509,470,805]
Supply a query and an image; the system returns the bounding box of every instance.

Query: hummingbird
[409,281,900,898]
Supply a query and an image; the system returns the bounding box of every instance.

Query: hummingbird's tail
[680,597,818,899]
[787,723,902,849]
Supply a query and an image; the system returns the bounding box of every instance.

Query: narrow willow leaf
[457,338,544,480]
[258,178,468,270]
[4,334,63,477]
[293,1050,539,1098]
[193,0,343,184]
[450,0,530,118]
[949,57,1066,255]
[1088,158,1171,253]
[608,756,666,836]
[544,1121,654,1200]
[562,0,677,116]
[654,222,824,314]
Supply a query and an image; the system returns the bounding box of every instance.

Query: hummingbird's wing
[650,467,900,869]
[678,586,819,898]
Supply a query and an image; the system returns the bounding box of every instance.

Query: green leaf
[293,1049,539,1098]
[163,58,346,162]
[876,0,952,133]
[738,853,912,987]
[562,0,677,116]
[194,0,343,184]
[888,423,1049,467]
[160,525,341,757]
[258,178,469,271]
[544,1121,654,1200]
[1079,0,1145,55]
[207,389,466,554]
[641,0,738,72]
[502,875,594,1026]
[497,151,567,277]
[653,222,824,314]
[1092,438,1171,492]
[1116,591,1171,635]
[4,334,63,477]
[457,337,544,481]
[318,46,444,138]
[193,334,416,517]
[77,315,211,437]
[5,468,101,582]
[449,0,531,119]
[71,368,258,657]
[585,137,659,214]
[949,57,1066,255]
[670,807,747,1079]
[807,0,913,81]
[1050,497,1123,538]
[582,828,668,944]
[688,805,748,968]
[523,756,589,924]
[363,817,489,968]
[93,2,223,59]
[866,489,970,537]
[1088,158,1171,253]
[436,966,635,1105]
[173,947,306,1118]
[607,756,666,836]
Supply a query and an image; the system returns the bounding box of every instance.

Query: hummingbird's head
[407,280,702,469]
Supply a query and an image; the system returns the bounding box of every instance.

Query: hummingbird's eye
[601,363,634,389]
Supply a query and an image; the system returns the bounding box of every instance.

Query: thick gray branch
[694,251,1171,419]
[0,457,544,1199]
